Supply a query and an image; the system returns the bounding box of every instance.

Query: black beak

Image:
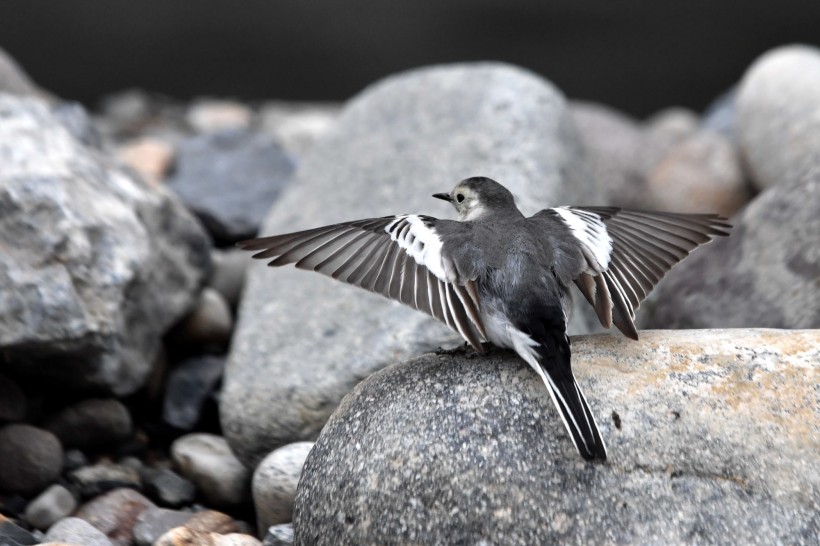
[432,193,453,202]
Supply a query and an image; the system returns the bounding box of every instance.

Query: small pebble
[63,449,88,472]
[44,517,112,546]
[253,442,313,532]
[24,484,77,531]
[163,355,225,430]
[0,424,63,495]
[141,466,197,507]
[172,288,233,351]
[74,488,155,546]
[171,434,250,507]
[46,399,133,452]
[155,526,262,546]
[69,463,141,498]
[263,523,294,546]
[117,137,175,183]
[184,510,241,534]
[132,507,191,546]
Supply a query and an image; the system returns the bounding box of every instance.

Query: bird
[238,177,730,461]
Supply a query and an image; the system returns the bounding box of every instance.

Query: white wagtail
[239,177,730,460]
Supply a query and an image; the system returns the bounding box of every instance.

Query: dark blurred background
[1,1,817,117]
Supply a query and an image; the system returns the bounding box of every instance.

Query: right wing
[534,207,731,339]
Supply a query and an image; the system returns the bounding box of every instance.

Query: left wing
[238,215,487,350]
[534,207,731,339]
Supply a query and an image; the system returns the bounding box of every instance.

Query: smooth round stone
[24,484,77,531]
[640,107,699,169]
[294,332,819,545]
[172,288,233,351]
[44,517,112,546]
[208,248,249,310]
[0,424,63,495]
[646,130,749,216]
[737,44,820,191]
[253,442,313,533]
[46,399,133,451]
[171,434,250,506]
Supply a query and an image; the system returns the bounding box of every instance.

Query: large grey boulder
[737,44,820,191]
[294,329,820,545]
[223,62,602,467]
[650,172,819,329]
[0,95,211,395]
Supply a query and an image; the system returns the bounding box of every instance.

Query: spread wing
[238,215,487,350]
[535,207,731,340]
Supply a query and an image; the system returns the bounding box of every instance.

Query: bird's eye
[456,193,465,203]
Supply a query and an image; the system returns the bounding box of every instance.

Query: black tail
[533,329,607,461]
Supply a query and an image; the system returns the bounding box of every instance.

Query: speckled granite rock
[0,95,211,396]
[737,44,820,191]
[294,330,819,545]
[223,62,603,467]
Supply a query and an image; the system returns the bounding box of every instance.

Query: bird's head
[433,176,518,221]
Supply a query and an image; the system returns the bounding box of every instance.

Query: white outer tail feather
[508,325,607,459]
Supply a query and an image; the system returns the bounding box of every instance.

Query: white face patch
[459,201,488,222]
[552,207,613,271]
